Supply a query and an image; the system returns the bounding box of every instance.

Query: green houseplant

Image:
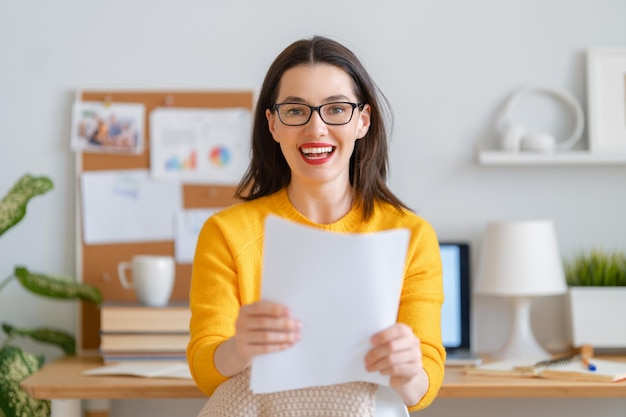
[563,249,626,349]
[0,174,102,417]
[564,249,626,287]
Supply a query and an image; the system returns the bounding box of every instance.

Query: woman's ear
[356,104,371,140]
[266,108,280,142]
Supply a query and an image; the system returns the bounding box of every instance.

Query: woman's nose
[304,110,328,136]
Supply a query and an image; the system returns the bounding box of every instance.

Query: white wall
[1,1,625,416]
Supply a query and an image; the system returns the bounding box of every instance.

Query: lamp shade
[475,219,567,296]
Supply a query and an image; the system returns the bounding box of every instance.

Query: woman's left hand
[364,323,423,389]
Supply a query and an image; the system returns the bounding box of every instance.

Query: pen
[580,344,596,372]
[581,355,597,371]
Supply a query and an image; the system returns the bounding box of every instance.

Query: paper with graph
[149,107,251,184]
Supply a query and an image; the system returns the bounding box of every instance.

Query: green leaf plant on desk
[0,174,102,417]
[564,248,626,351]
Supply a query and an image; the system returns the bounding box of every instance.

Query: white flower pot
[567,287,626,348]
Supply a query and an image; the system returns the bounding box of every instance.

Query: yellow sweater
[187,188,445,412]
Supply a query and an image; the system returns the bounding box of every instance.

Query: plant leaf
[0,174,53,237]
[2,323,76,355]
[14,266,102,305]
[0,346,50,417]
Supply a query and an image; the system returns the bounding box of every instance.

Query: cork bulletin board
[76,90,253,353]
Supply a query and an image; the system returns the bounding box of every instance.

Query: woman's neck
[286,181,354,225]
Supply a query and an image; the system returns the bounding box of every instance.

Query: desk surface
[21,357,205,400]
[21,356,626,400]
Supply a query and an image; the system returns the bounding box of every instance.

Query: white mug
[117,255,175,307]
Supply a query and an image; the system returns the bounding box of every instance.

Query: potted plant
[564,249,626,349]
[0,174,102,417]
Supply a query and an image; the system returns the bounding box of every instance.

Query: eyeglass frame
[270,101,366,126]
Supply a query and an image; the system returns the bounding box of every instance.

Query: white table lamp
[476,220,567,359]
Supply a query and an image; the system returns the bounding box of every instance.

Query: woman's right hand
[231,300,302,366]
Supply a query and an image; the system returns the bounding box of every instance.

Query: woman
[188,35,445,415]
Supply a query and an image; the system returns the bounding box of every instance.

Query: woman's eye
[327,105,346,115]
[286,107,304,116]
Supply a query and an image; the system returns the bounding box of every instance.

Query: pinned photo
[71,100,145,154]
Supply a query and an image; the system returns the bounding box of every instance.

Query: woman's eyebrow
[279,94,352,103]
[325,94,351,102]
[280,96,306,103]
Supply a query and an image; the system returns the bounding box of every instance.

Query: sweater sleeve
[399,220,446,412]
[186,215,240,396]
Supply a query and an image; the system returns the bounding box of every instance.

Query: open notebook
[465,356,626,382]
[82,361,192,379]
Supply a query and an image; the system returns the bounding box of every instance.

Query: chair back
[374,386,409,417]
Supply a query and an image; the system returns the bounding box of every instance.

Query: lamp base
[494,295,550,360]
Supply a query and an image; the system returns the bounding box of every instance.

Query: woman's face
[266,64,370,189]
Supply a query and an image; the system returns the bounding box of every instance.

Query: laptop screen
[439,242,470,350]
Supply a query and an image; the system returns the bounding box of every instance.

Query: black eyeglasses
[271,102,365,126]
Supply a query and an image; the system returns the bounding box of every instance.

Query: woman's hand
[215,300,301,377]
[232,300,302,364]
[364,323,425,389]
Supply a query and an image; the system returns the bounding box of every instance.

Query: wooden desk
[21,356,204,400]
[21,356,626,416]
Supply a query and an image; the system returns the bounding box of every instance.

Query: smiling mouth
[300,146,335,159]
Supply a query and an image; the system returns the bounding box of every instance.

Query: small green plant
[564,249,626,287]
[0,174,102,417]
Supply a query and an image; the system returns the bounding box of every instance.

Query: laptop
[439,242,482,366]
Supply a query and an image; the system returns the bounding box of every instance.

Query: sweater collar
[271,188,365,232]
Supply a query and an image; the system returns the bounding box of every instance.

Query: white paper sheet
[149,107,251,184]
[80,169,182,244]
[174,208,218,263]
[250,215,410,394]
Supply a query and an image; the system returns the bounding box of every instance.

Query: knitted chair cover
[196,367,377,417]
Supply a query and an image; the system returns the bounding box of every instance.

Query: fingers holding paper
[364,323,424,387]
[215,300,302,378]
[234,300,302,362]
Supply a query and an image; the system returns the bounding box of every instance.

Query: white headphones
[498,86,585,152]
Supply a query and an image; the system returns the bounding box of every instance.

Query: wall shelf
[478,150,626,166]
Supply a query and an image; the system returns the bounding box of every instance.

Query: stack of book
[99,302,191,363]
